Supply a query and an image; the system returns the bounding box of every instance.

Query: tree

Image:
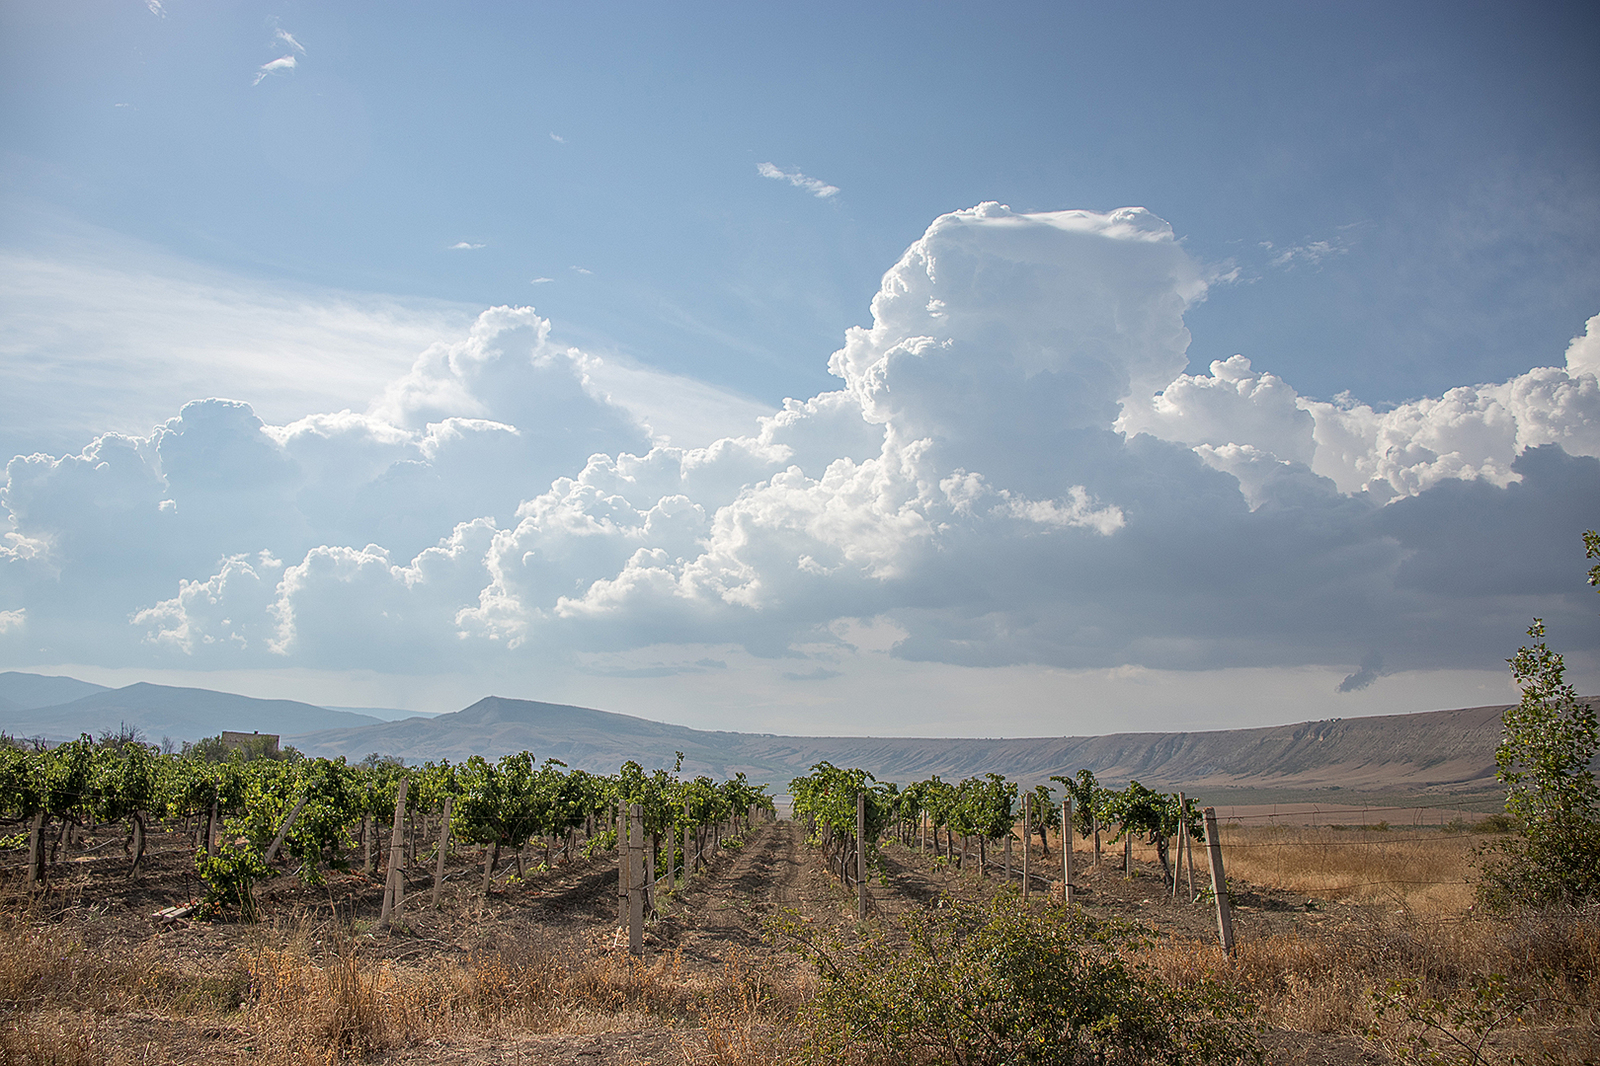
[1479,529,1600,909]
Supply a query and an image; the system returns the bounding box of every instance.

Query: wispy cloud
[549,132,566,144]
[530,277,554,284]
[0,228,474,459]
[253,55,297,86]
[146,0,165,17]
[781,667,843,681]
[1260,235,1350,270]
[757,162,840,199]
[570,266,592,275]
[450,241,485,251]
[274,29,307,55]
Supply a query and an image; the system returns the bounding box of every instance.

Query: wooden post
[1172,820,1184,902]
[1021,793,1031,900]
[856,790,867,923]
[1203,807,1235,955]
[1093,811,1101,868]
[1173,792,1188,904]
[25,810,45,888]
[617,807,629,924]
[666,817,676,893]
[628,804,644,955]
[379,778,408,928]
[645,831,656,917]
[1123,834,1132,877]
[206,801,219,858]
[481,841,498,895]
[1004,826,1011,880]
[262,794,309,866]
[361,813,373,875]
[432,796,453,910]
[1063,796,1074,906]
[1185,811,1198,902]
[683,817,692,881]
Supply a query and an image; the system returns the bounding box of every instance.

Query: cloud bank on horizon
[2,204,1597,719]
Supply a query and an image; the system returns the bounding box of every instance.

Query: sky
[2,0,1598,738]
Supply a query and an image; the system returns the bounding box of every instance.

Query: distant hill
[0,677,382,743]
[0,671,111,711]
[3,670,1568,799]
[290,696,745,771]
[288,693,1544,795]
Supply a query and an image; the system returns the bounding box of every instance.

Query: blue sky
[2,1,1598,736]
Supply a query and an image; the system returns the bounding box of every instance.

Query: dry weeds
[0,899,813,1065]
[230,926,812,1063]
[1217,823,1482,914]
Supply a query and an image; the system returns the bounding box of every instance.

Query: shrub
[196,838,270,920]
[777,892,1260,1065]
[1479,613,1600,911]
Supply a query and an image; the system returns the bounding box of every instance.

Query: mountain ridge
[0,678,382,742]
[288,693,1539,794]
[0,671,112,711]
[3,670,1565,796]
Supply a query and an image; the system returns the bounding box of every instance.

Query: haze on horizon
[2,1,1598,739]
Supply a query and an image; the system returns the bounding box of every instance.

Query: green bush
[196,839,270,920]
[1479,611,1600,911]
[776,892,1260,1065]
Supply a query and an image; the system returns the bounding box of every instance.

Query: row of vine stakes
[788,762,1235,953]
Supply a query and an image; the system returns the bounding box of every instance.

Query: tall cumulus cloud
[3,204,1598,690]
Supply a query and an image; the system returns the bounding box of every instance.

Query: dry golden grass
[1141,899,1600,1062]
[1217,823,1482,914]
[674,952,811,1066]
[236,931,811,1063]
[0,897,812,1066]
[0,1012,111,1066]
[1121,821,1600,1062]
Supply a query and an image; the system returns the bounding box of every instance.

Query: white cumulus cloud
[1121,324,1600,503]
[4,205,1597,702]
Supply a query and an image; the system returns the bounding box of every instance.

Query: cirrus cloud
[757,162,840,199]
[253,55,297,86]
